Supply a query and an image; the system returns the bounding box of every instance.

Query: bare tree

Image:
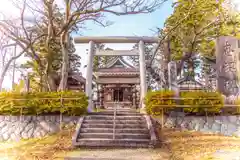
[44,0,166,91]
[0,34,15,90]
[0,0,166,91]
[0,0,48,91]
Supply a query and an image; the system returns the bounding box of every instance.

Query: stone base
[0,115,79,141]
[153,112,240,137]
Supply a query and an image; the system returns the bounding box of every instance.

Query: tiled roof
[177,76,205,90]
[69,72,86,83]
[178,81,204,90]
[97,67,138,72]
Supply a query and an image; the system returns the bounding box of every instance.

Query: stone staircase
[72,109,159,148]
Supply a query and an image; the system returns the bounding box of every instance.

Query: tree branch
[149,2,195,65]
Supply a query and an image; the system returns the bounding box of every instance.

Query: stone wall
[155,112,240,137]
[0,115,79,141]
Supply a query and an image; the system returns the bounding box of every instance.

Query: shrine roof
[69,72,86,83]
[177,76,205,90]
[102,56,135,68]
[97,67,138,72]
[95,56,139,75]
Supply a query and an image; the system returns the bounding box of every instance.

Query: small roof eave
[102,56,134,69]
[177,76,204,87]
[95,72,140,76]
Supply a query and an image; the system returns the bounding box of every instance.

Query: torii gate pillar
[139,40,147,109]
[85,41,95,112]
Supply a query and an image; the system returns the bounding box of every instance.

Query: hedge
[233,98,240,114]
[144,90,175,115]
[144,90,224,115]
[0,91,88,116]
[180,91,224,114]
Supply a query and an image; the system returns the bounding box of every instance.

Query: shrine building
[93,56,140,109]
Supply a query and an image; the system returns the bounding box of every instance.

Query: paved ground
[63,148,170,160]
[212,150,240,160]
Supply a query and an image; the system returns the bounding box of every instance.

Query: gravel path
[64,148,170,160]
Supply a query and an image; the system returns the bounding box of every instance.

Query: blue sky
[2,0,174,89]
[80,1,173,36]
[74,0,174,77]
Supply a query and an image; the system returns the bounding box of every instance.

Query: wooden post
[60,93,63,131]
[161,108,164,129]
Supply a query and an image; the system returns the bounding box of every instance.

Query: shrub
[232,98,240,114]
[180,91,224,114]
[0,91,88,116]
[144,90,224,115]
[144,90,176,115]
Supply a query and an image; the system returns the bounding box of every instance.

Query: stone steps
[72,110,158,148]
[85,115,144,120]
[91,111,142,116]
[75,138,150,148]
[82,123,147,129]
[80,128,149,134]
[79,133,150,139]
[84,119,146,124]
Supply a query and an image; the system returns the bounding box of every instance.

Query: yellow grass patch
[0,127,75,160]
[160,128,240,160]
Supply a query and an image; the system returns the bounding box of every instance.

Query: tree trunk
[48,74,57,91]
[44,62,57,91]
[0,75,4,91]
[58,32,69,91]
[162,40,171,88]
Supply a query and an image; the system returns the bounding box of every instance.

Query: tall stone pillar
[216,36,239,96]
[85,41,95,112]
[24,73,30,93]
[168,61,178,93]
[139,40,147,110]
[168,61,179,108]
[204,73,209,90]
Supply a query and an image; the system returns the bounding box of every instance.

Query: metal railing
[112,101,118,140]
[150,97,239,108]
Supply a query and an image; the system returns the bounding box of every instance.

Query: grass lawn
[1,127,240,159]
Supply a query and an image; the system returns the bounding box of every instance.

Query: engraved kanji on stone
[224,41,232,56]
[223,61,237,73]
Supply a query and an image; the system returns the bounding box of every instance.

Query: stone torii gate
[74,36,158,112]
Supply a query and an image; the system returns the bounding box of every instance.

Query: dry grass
[1,126,240,160]
[160,128,240,160]
[0,127,75,160]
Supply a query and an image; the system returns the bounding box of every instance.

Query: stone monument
[216,36,240,96]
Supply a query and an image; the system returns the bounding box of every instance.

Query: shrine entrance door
[113,88,123,102]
